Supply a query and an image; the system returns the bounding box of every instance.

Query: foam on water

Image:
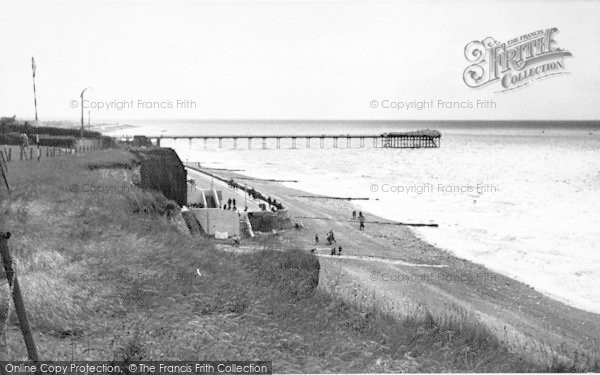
[124,123,600,314]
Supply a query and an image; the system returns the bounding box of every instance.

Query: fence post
[0,151,10,192]
[0,232,39,361]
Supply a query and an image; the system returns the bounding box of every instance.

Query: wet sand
[185,165,600,364]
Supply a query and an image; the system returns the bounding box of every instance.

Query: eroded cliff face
[130,147,187,207]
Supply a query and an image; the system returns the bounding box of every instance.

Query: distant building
[132,135,153,147]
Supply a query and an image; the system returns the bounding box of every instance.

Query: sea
[108,119,600,315]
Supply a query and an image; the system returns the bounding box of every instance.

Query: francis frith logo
[463,28,572,92]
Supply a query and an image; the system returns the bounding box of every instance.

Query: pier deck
[125,130,441,149]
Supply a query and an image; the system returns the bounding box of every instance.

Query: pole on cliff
[0,232,39,361]
[31,57,38,123]
[80,87,92,139]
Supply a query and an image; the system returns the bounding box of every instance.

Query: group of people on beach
[314,229,337,246]
[223,198,237,211]
[309,210,367,256]
[310,244,342,256]
[330,245,342,256]
[311,230,342,256]
[225,178,285,211]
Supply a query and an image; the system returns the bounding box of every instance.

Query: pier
[134,130,441,149]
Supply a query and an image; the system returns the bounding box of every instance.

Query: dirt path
[186,166,600,364]
[314,253,448,268]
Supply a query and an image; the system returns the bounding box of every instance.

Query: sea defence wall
[247,210,293,232]
[131,147,187,206]
[187,184,208,207]
[187,184,221,208]
[190,208,240,237]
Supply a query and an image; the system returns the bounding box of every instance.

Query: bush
[0,118,101,139]
[37,135,77,148]
[0,132,23,145]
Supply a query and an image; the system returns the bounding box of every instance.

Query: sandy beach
[186,164,600,364]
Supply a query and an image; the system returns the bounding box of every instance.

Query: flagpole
[31,57,38,123]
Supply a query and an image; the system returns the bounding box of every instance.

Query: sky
[1,0,599,122]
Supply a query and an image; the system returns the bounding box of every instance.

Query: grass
[0,149,590,371]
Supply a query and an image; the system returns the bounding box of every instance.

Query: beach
[185,164,600,364]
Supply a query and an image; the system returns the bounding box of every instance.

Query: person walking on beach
[352,210,356,220]
[315,234,319,244]
[331,247,336,256]
[358,212,365,230]
[338,246,342,256]
[329,230,336,243]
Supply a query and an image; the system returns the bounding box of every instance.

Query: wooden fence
[0,144,102,163]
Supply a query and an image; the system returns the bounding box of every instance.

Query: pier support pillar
[360,137,364,147]
[306,138,310,148]
[320,137,324,148]
[291,137,296,149]
[346,137,351,148]
[156,137,161,147]
[333,138,338,148]
[219,138,222,148]
[262,137,267,149]
[276,138,281,149]
[203,138,207,149]
[233,138,237,149]
[248,138,252,149]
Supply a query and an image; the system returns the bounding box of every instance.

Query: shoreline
[186,164,600,364]
[408,224,600,316]
[186,158,599,316]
